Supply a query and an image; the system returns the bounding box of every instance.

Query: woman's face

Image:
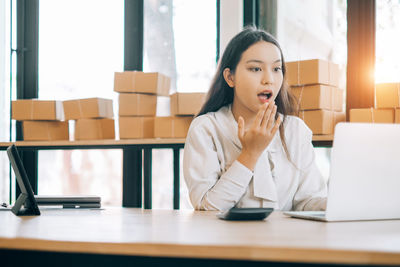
[225,41,283,115]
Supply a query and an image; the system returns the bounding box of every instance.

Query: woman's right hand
[236,102,281,171]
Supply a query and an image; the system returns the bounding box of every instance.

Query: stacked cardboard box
[63,98,115,140]
[154,116,193,138]
[350,83,400,123]
[286,59,345,135]
[153,92,206,138]
[114,71,170,139]
[12,99,69,141]
[170,93,206,116]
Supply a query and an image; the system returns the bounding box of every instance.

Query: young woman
[183,27,327,211]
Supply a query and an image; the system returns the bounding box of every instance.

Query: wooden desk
[0,208,399,266]
[0,139,185,209]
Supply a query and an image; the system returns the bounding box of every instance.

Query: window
[376,0,400,83]
[38,0,124,205]
[0,0,12,204]
[277,0,347,87]
[144,0,217,209]
[276,0,347,181]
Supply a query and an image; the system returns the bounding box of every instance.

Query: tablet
[217,207,273,221]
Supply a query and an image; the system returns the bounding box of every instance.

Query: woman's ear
[223,68,235,88]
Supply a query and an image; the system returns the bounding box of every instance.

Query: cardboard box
[396,109,400,124]
[118,93,157,116]
[119,117,154,139]
[170,92,206,116]
[63,98,113,120]
[349,108,394,123]
[375,83,400,108]
[75,118,115,140]
[12,99,64,121]
[299,110,346,135]
[154,116,193,138]
[286,59,339,87]
[114,71,171,96]
[22,121,69,141]
[291,85,343,111]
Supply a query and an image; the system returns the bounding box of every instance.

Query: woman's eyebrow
[245,59,281,64]
[246,59,264,64]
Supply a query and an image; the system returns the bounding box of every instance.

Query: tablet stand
[11,193,40,216]
[7,144,41,216]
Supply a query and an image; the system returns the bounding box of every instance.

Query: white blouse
[183,105,327,211]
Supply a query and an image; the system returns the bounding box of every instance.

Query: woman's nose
[261,70,273,84]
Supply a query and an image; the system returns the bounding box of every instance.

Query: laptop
[284,122,400,222]
[3,144,101,215]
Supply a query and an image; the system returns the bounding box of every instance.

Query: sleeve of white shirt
[183,118,253,211]
[292,120,328,211]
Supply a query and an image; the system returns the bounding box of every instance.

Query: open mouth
[257,91,273,103]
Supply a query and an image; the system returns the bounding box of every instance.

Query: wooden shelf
[0,135,332,149]
[312,135,333,147]
[0,138,186,149]
[312,134,333,141]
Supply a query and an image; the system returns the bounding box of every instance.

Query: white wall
[219,0,243,57]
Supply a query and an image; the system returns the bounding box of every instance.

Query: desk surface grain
[0,208,399,265]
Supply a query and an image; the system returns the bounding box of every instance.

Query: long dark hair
[197,26,297,161]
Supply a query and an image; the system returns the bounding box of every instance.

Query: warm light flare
[374,64,400,84]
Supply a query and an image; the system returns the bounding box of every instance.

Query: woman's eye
[249,67,262,72]
[274,67,282,72]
